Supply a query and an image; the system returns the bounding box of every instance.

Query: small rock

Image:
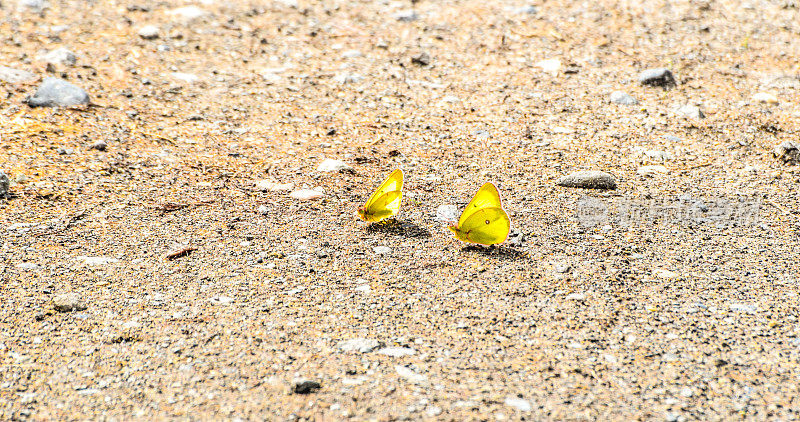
[15,263,39,270]
[378,346,416,357]
[276,0,299,7]
[0,170,9,197]
[752,92,778,104]
[77,256,119,266]
[643,149,673,162]
[317,158,351,172]
[504,396,532,412]
[664,412,680,422]
[18,0,48,11]
[440,95,460,104]
[290,189,323,200]
[333,72,363,84]
[341,49,362,59]
[373,246,392,255]
[536,58,561,76]
[26,77,90,107]
[637,165,668,177]
[337,338,382,353]
[426,406,443,417]
[392,10,418,21]
[90,140,107,151]
[435,205,459,223]
[171,72,199,84]
[292,379,321,394]
[677,104,705,119]
[554,263,571,273]
[137,25,159,39]
[168,6,207,21]
[0,66,36,84]
[209,295,233,305]
[255,180,294,191]
[565,292,585,301]
[395,365,426,383]
[411,52,431,66]
[730,303,757,314]
[609,91,638,105]
[773,141,799,164]
[638,68,676,87]
[36,48,77,66]
[512,5,538,14]
[52,293,87,312]
[654,268,678,280]
[679,387,694,397]
[257,205,269,215]
[556,171,617,190]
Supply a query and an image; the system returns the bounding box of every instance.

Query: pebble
[0,66,36,84]
[395,365,426,383]
[209,295,234,305]
[77,256,120,266]
[609,91,638,105]
[276,0,298,8]
[643,149,673,162]
[773,141,799,164]
[392,10,418,21]
[137,25,159,39]
[378,346,416,357]
[536,58,561,76]
[317,158,351,172]
[653,268,678,280]
[435,204,458,223]
[504,396,532,412]
[679,387,694,397]
[512,5,538,14]
[411,52,431,66]
[257,205,269,215]
[291,379,321,394]
[171,72,199,84]
[337,338,382,353]
[440,95,460,104]
[52,293,87,312]
[90,140,107,151]
[554,263,571,273]
[333,72,363,84]
[677,104,705,119]
[254,180,294,191]
[752,92,778,104]
[637,165,668,177]
[15,263,39,270]
[290,189,323,200]
[36,48,77,66]
[373,246,392,255]
[341,49,362,59]
[730,303,757,314]
[26,77,90,107]
[18,0,47,12]
[565,293,585,301]
[556,171,617,190]
[638,68,676,87]
[0,170,8,197]
[168,6,207,21]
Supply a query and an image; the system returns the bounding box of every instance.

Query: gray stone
[378,346,416,357]
[337,338,382,353]
[37,48,77,66]
[291,379,321,394]
[677,104,704,119]
[638,68,676,87]
[0,66,36,84]
[435,204,459,223]
[505,396,532,412]
[392,10,418,21]
[556,171,617,190]
[610,91,638,105]
[317,158,351,172]
[0,170,8,197]
[90,140,107,151]
[138,25,159,39]
[773,141,799,164]
[26,77,90,107]
[373,246,392,255]
[52,293,87,312]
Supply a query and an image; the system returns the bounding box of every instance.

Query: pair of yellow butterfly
[356,169,511,245]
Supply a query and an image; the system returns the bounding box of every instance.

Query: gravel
[25,77,90,107]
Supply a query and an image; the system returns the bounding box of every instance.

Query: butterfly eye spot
[485,219,490,225]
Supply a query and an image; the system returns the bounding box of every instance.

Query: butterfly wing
[361,169,403,222]
[460,207,511,245]
[458,183,503,226]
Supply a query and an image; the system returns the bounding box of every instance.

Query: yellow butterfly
[357,169,404,222]
[449,182,511,245]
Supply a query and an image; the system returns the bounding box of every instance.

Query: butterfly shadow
[460,244,527,261]
[365,219,431,238]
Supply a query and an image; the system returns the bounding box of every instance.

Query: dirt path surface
[2,0,800,420]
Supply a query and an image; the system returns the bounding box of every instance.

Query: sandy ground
[2,0,800,420]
